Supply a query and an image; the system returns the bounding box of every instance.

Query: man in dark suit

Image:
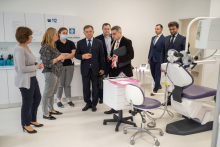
[148,24,164,96]
[75,25,105,112]
[95,23,113,104]
[160,21,186,105]
[104,26,134,114]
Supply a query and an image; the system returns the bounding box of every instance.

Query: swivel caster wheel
[130,140,135,145]
[155,141,160,146]
[160,131,164,136]
[115,128,119,132]
[131,117,133,121]
[103,121,107,125]
[133,124,137,127]
[123,130,127,134]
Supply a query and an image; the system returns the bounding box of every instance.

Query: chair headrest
[125,84,144,105]
[166,62,194,88]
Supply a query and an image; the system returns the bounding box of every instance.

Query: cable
[199,49,217,60]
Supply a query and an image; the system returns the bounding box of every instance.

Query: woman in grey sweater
[14,27,43,134]
[40,27,65,120]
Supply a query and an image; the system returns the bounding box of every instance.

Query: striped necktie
[153,35,158,45]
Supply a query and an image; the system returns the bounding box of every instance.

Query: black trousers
[19,76,41,127]
[82,68,99,107]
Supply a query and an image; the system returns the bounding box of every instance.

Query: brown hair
[15,27,33,44]
[41,27,57,49]
[102,23,111,29]
[168,21,179,28]
[58,27,68,39]
[83,25,94,31]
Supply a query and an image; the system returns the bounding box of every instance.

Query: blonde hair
[41,27,57,48]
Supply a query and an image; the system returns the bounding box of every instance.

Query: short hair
[15,27,33,44]
[156,24,163,29]
[102,23,111,29]
[83,25,94,31]
[41,27,57,49]
[111,26,122,33]
[168,21,179,28]
[58,27,68,38]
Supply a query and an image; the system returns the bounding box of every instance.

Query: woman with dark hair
[14,27,44,134]
[55,27,76,108]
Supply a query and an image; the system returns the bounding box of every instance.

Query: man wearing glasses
[160,21,186,105]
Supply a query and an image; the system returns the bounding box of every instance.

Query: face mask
[61,35,68,40]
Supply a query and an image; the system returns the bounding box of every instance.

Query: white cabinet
[25,13,45,42]
[71,65,83,97]
[0,70,9,104]
[45,14,63,31]
[7,69,22,103]
[4,12,25,42]
[0,12,4,42]
[63,15,81,42]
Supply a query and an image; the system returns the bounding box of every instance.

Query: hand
[113,54,118,62]
[148,59,150,64]
[57,54,65,61]
[107,54,112,60]
[82,53,92,59]
[99,70,104,75]
[160,67,164,72]
[37,63,43,69]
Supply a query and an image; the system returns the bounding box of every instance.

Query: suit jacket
[148,34,164,62]
[160,33,186,63]
[95,34,113,64]
[75,38,106,76]
[109,36,134,77]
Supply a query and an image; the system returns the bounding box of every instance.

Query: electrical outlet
[0,46,8,51]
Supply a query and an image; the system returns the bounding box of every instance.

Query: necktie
[153,35,158,45]
[170,35,175,46]
[111,41,119,68]
[88,40,91,53]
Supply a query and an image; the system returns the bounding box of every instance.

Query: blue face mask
[61,35,68,40]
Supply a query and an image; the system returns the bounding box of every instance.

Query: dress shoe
[99,99,103,104]
[104,108,118,114]
[50,110,63,115]
[82,105,92,111]
[159,86,162,89]
[92,106,97,112]
[150,91,157,96]
[30,122,43,127]
[43,115,56,120]
[22,127,37,134]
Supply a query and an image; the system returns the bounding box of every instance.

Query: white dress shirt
[170,33,179,43]
[103,34,112,55]
[154,33,163,45]
[113,37,122,67]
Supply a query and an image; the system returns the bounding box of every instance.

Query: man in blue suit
[95,23,113,104]
[148,24,164,96]
[160,21,186,105]
[75,25,106,112]
[160,21,186,65]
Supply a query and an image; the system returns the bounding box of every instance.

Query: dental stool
[164,62,216,135]
[124,84,164,146]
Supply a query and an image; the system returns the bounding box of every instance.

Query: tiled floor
[0,85,214,147]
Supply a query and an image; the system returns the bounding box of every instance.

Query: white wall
[200,0,220,89]
[173,0,211,34]
[0,0,174,69]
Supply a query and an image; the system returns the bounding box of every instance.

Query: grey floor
[0,84,213,147]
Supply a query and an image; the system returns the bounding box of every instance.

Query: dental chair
[162,60,216,135]
[123,84,163,146]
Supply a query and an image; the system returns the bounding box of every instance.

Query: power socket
[0,46,8,51]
